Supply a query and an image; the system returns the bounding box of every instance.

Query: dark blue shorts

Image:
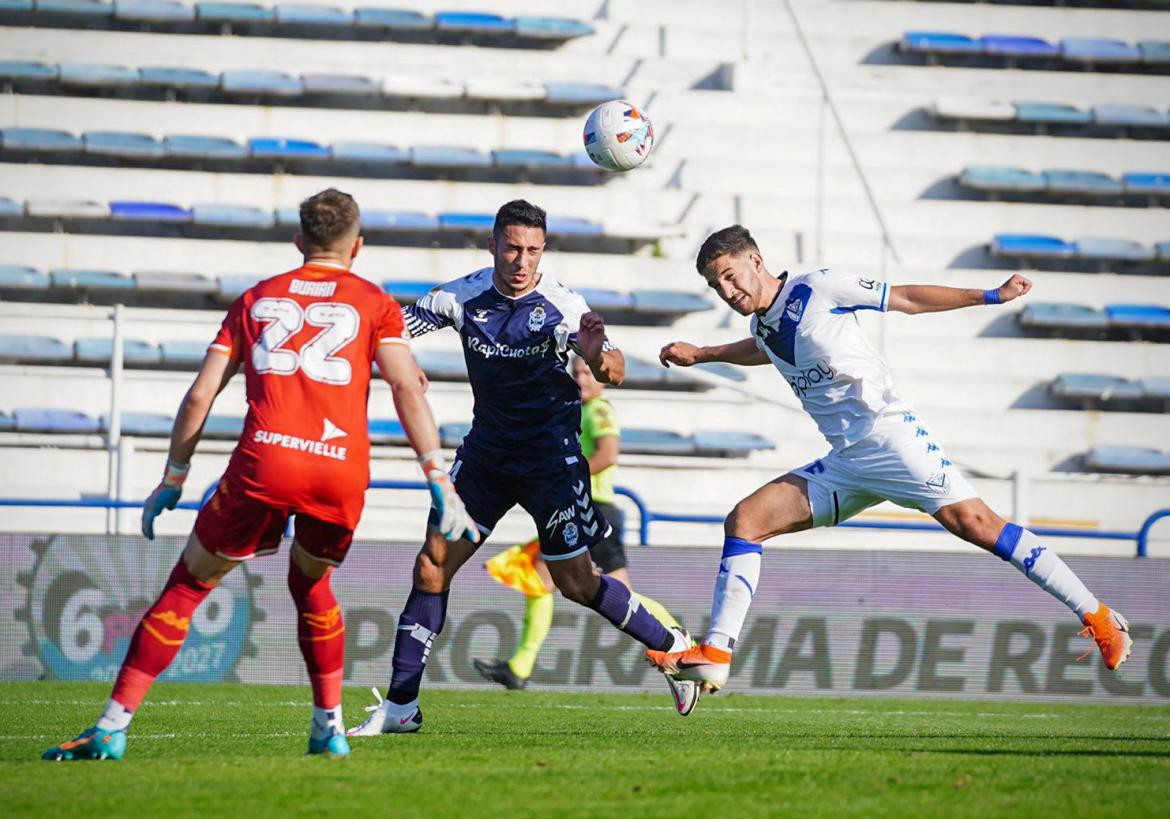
[428,446,611,560]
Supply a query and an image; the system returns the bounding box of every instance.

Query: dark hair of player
[299,188,361,250]
[493,199,547,238]
[696,224,760,273]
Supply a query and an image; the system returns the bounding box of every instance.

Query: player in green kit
[474,356,695,714]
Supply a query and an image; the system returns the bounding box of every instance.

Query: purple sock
[387,588,448,705]
[588,575,674,651]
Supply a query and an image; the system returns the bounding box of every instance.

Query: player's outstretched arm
[887,274,1032,315]
[578,310,625,386]
[142,350,238,539]
[659,337,769,368]
[375,343,479,543]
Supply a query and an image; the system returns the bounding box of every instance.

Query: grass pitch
[2,682,1168,818]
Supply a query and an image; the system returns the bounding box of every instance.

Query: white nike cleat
[346,688,423,736]
[662,627,700,716]
[647,642,732,694]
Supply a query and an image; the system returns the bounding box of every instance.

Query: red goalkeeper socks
[289,562,345,709]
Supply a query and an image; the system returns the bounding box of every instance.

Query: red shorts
[194,475,355,566]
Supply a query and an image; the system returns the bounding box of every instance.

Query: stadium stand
[898,31,1168,74]
[956,166,1168,206]
[1084,445,1170,475]
[928,99,1170,138]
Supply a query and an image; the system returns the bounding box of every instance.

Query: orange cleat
[1079,604,1133,671]
[646,642,732,693]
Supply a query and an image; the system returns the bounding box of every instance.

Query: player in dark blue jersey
[349,201,696,735]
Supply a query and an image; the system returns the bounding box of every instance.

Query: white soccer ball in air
[582,100,655,172]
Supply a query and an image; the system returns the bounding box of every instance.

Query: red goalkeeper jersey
[208,262,407,528]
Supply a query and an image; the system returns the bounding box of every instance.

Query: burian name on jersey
[253,429,347,461]
[787,360,837,398]
[466,335,551,360]
[289,279,337,297]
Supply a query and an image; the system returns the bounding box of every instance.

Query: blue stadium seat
[110,201,192,221]
[35,0,112,16]
[248,137,330,159]
[1140,377,1170,400]
[1138,40,1170,66]
[202,416,244,439]
[1155,241,1170,262]
[411,145,492,168]
[0,334,71,362]
[0,197,22,216]
[413,350,467,380]
[191,204,275,228]
[0,60,58,81]
[958,166,1044,193]
[492,148,572,169]
[216,274,262,298]
[544,82,623,106]
[546,216,603,236]
[59,62,139,87]
[438,212,495,231]
[195,1,274,23]
[0,265,51,290]
[0,0,33,10]
[13,408,101,434]
[138,66,219,89]
[103,412,174,436]
[274,3,352,25]
[381,279,438,302]
[221,69,303,96]
[693,430,776,457]
[1105,304,1170,329]
[1123,173,1170,195]
[1018,303,1110,331]
[1061,38,1141,64]
[353,7,431,30]
[302,73,379,95]
[134,270,216,292]
[434,11,513,34]
[83,131,165,159]
[620,428,696,456]
[1049,373,1143,402]
[331,141,409,163]
[980,35,1058,58]
[1084,445,1170,475]
[577,288,634,311]
[73,337,162,366]
[164,134,248,158]
[1075,238,1153,262]
[513,16,593,41]
[50,268,135,290]
[990,233,1075,258]
[361,210,439,231]
[368,418,407,445]
[1092,104,1170,128]
[439,421,471,448]
[160,339,209,367]
[900,31,981,54]
[631,290,714,316]
[114,0,195,22]
[26,198,110,219]
[0,410,13,432]
[1,127,82,153]
[1044,170,1122,196]
[1013,101,1091,125]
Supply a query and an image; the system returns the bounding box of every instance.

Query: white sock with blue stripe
[994,523,1099,620]
[705,536,763,652]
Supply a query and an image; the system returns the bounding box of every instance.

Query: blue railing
[0,482,1165,558]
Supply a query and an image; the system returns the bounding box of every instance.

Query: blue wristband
[983,289,1001,305]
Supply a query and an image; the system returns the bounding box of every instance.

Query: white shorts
[793,411,977,528]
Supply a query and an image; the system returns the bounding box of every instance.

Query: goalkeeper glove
[418,450,479,543]
[141,459,189,540]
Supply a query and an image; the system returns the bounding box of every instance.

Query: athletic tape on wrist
[983,289,1001,305]
[162,459,190,487]
[417,449,446,475]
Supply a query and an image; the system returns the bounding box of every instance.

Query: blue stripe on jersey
[758,283,811,366]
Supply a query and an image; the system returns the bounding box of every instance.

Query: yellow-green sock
[635,592,681,631]
[508,592,554,680]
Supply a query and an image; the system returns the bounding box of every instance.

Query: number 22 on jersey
[250,298,359,385]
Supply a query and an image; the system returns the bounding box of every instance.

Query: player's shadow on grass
[920,747,1170,759]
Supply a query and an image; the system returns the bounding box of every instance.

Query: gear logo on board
[15,535,261,682]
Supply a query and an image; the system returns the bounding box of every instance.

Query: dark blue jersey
[403,267,610,465]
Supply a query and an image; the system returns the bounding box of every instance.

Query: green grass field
[2,681,1168,818]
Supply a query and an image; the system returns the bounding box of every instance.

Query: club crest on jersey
[784,295,807,323]
[925,471,950,495]
[563,522,579,548]
[527,304,547,333]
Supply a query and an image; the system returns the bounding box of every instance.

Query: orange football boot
[1079,604,1133,670]
[646,642,732,693]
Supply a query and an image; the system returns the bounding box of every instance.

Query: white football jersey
[750,268,910,451]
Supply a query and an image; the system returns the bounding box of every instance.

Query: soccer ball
[582,100,655,172]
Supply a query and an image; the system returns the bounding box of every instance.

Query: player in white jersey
[645,225,1134,694]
